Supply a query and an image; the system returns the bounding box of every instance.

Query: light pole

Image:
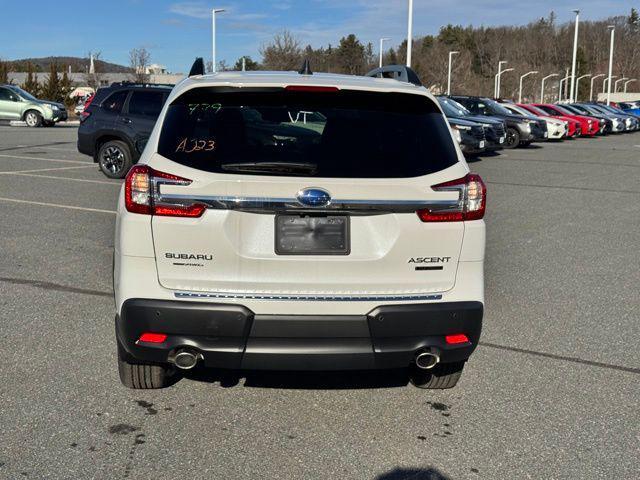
[624,79,637,93]
[494,61,508,98]
[603,75,617,94]
[590,74,605,101]
[569,10,580,102]
[211,8,226,73]
[406,0,413,67]
[495,68,513,99]
[518,71,538,103]
[559,68,570,101]
[575,74,590,102]
[447,51,459,95]
[606,25,615,105]
[614,77,628,92]
[540,73,559,102]
[379,37,390,68]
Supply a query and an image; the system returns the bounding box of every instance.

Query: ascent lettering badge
[408,257,451,264]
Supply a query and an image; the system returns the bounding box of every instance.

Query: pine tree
[336,34,366,75]
[59,69,73,106]
[0,61,9,84]
[42,62,61,102]
[629,8,640,33]
[233,56,260,71]
[22,62,40,97]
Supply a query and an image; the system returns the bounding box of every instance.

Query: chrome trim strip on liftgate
[154,193,461,215]
[175,291,444,302]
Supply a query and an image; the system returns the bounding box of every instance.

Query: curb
[8,120,80,127]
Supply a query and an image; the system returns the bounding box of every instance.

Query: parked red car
[531,104,600,136]
[518,104,580,138]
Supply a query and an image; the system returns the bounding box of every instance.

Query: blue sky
[1,0,637,72]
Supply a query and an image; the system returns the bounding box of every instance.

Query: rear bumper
[116,299,483,370]
[77,130,95,157]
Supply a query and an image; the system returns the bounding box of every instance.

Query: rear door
[0,87,22,120]
[119,90,166,156]
[148,87,468,298]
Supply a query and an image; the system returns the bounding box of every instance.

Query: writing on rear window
[175,138,216,153]
[188,103,222,115]
[158,88,458,178]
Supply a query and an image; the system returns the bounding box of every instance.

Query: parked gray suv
[0,85,68,127]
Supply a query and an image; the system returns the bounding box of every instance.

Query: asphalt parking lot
[0,125,639,480]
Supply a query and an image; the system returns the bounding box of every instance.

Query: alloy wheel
[25,112,38,127]
[100,146,125,175]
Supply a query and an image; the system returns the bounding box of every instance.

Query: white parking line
[0,165,96,174]
[0,153,90,165]
[2,172,120,186]
[0,196,116,214]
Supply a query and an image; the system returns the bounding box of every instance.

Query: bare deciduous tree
[260,30,302,70]
[129,47,151,83]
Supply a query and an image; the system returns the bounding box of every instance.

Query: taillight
[80,94,95,122]
[124,165,205,217]
[417,173,486,222]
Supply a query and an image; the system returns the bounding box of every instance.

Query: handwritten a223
[175,138,216,153]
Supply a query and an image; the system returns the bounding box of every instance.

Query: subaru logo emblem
[296,188,331,207]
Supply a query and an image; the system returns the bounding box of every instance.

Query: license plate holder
[275,215,350,255]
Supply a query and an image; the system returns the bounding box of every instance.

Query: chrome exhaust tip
[172,349,202,370]
[415,350,440,370]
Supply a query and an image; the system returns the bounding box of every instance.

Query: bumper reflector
[445,333,470,345]
[138,332,168,344]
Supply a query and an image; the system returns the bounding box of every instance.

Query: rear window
[157,88,458,178]
[128,91,165,117]
[102,91,128,113]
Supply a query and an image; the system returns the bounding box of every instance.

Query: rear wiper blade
[221,162,318,175]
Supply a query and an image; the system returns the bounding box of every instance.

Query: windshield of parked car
[158,88,459,178]
[483,99,514,116]
[523,105,548,117]
[437,97,471,117]
[553,105,578,116]
[8,85,38,102]
[577,105,602,115]
[505,105,530,116]
[564,105,588,115]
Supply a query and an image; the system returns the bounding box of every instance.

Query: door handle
[121,118,132,124]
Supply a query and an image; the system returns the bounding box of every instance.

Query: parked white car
[114,61,486,390]
[503,103,567,140]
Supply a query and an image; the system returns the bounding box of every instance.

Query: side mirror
[11,95,20,102]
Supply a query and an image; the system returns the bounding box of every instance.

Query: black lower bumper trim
[117,299,483,370]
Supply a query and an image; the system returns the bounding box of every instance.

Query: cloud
[168,2,269,21]
[168,2,224,19]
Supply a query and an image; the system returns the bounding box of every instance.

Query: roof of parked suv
[172,70,429,99]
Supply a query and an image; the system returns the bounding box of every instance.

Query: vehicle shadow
[182,367,411,390]
[376,467,451,480]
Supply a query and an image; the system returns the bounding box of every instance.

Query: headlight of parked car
[451,126,463,144]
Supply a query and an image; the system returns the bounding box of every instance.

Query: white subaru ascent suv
[114,60,486,389]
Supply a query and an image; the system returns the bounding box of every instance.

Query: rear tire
[504,127,520,149]
[24,110,42,128]
[409,361,465,389]
[117,343,173,389]
[98,140,133,179]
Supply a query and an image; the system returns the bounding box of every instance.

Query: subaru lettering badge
[296,188,332,207]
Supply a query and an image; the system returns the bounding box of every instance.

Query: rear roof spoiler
[365,65,422,87]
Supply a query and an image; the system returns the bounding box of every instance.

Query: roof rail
[365,65,422,87]
[109,81,174,88]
